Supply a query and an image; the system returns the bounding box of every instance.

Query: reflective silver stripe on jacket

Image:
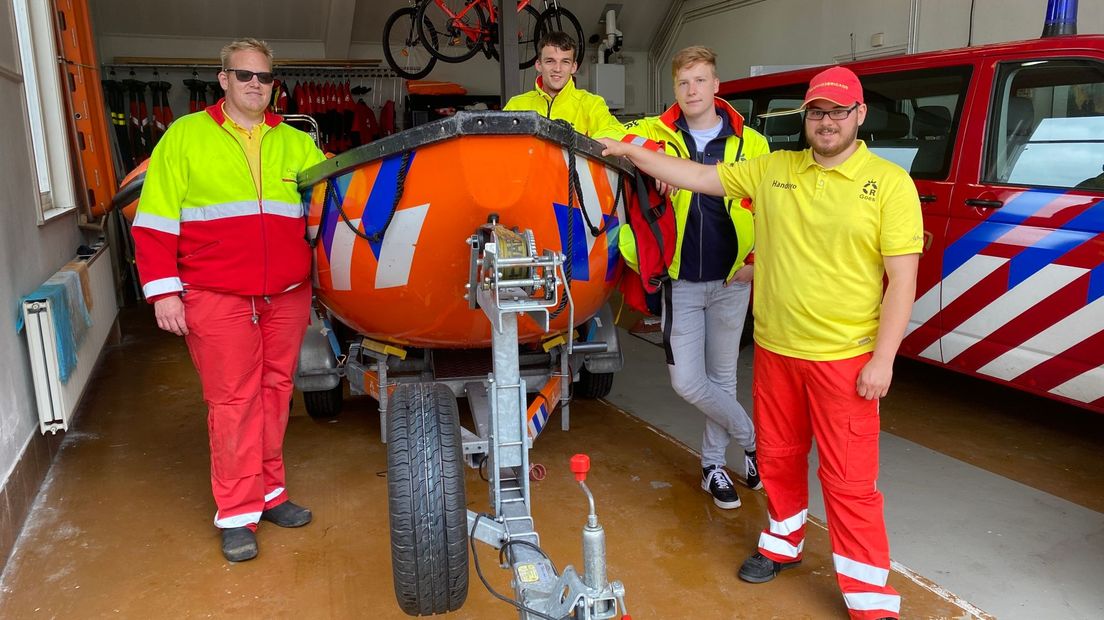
[133,212,181,235]
[143,277,182,298]
[180,200,303,222]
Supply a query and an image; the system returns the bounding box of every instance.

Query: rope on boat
[321,150,413,245]
[370,151,412,243]
[550,125,576,320]
[549,121,622,319]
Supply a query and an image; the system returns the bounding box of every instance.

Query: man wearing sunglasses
[132,38,325,563]
[600,66,921,620]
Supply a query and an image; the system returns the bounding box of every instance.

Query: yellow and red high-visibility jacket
[504,76,625,139]
[132,102,325,301]
[619,98,769,282]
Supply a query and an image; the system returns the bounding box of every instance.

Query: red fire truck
[718,34,1104,414]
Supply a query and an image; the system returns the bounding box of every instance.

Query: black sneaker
[221,527,258,562]
[738,551,800,583]
[701,465,741,509]
[261,500,313,528]
[744,450,763,490]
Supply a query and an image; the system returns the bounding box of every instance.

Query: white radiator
[22,244,118,434]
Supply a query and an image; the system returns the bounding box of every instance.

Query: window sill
[38,205,76,225]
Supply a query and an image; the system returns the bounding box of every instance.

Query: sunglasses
[224,68,275,85]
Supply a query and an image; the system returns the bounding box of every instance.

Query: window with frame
[859,65,971,179]
[13,0,78,222]
[985,59,1104,192]
[727,65,970,172]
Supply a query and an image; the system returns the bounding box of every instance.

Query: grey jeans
[664,278,756,468]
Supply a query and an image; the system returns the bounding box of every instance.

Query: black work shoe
[221,527,258,562]
[701,465,741,509]
[738,551,800,583]
[744,450,763,490]
[261,500,312,528]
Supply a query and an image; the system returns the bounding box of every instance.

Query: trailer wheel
[387,383,469,616]
[303,383,343,420]
[575,368,614,399]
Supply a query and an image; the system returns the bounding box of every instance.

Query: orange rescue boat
[298,111,633,348]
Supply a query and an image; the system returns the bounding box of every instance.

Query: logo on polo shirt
[772,180,797,190]
[860,179,878,202]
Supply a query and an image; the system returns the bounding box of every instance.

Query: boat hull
[301,112,633,348]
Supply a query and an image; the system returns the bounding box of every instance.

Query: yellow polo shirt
[717,142,923,360]
[222,104,269,194]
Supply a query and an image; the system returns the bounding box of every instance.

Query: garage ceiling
[90,0,674,54]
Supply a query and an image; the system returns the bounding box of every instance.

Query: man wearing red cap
[599,65,921,620]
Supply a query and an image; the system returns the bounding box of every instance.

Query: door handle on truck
[965,198,1003,209]
[918,194,937,203]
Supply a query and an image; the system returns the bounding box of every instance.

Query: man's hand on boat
[154,296,189,336]
[598,137,725,198]
[598,138,678,196]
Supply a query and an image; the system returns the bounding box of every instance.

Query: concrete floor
[615,325,1104,620]
[0,307,1101,618]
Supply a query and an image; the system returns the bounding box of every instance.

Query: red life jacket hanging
[617,134,677,363]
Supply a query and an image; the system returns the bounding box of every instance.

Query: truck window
[725,85,807,152]
[729,98,753,122]
[858,66,971,179]
[761,98,804,151]
[985,59,1104,192]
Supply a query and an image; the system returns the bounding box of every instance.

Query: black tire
[535,7,586,64]
[418,0,486,63]
[303,383,343,420]
[383,7,438,80]
[387,383,469,616]
[575,368,614,399]
[485,4,541,69]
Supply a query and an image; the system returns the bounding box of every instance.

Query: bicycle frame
[431,0,536,45]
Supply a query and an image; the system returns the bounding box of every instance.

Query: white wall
[0,0,83,483]
[916,0,1104,52]
[650,0,1104,114]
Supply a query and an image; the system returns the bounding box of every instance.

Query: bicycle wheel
[417,0,487,63]
[483,4,541,69]
[536,6,586,64]
[383,7,438,80]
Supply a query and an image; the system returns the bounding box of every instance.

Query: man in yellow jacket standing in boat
[504,31,624,139]
[620,46,769,511]
[132,38,325,563]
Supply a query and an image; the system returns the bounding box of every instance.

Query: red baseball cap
[757,65,864,119]
[803,66,864,108]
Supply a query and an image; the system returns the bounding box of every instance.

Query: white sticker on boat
[329,218,360,291]
[605,167,625,225]
[308,225,321,287]
[561,150,603,256]
[375,203,430,289]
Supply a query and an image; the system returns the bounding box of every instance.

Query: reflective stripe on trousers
[751,345,900,619]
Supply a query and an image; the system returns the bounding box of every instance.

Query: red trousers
[752,345,900,620]
[183,285,311,530]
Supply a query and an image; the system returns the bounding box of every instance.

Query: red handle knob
[570,454,590,482]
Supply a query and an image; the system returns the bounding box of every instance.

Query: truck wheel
[303,383,342,420]
[575,368,614,399]
[387,383,469,616]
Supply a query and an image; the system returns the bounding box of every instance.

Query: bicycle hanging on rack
[383,1,439,80]
[416,0,539,68]
[482,0,585,67]
[533,0,585,63]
